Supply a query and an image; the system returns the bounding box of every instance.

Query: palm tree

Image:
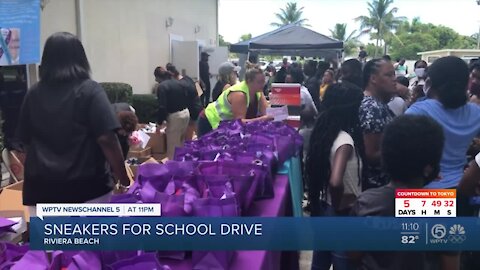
[270,2,310,27]
[355,0,405,57]
[329,23,359,56]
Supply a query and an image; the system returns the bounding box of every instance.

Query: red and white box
[395,189,456,217]
[269,83,301,106]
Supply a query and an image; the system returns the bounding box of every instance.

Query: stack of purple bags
[1,121,303,270]
[0,245,171,270]
[109,120,302,269]
[177,120,302,166]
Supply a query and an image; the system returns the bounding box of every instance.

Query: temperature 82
[401,235,419,244]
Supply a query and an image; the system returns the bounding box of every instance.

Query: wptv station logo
[395,189,456,217]
[430,224,466,244]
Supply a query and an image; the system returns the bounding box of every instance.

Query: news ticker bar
[29,217,480,251]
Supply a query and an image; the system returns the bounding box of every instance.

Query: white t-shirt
[300,85,318,114]
[326,131,362,210]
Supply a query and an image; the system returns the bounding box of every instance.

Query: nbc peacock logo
[448,224,466,244]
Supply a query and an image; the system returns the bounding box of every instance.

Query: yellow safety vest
[205,81,261,129]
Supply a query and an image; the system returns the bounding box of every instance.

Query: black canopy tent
[229,24,344,58]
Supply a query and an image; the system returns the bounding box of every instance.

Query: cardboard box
[152,153,167,162]
[136,123,166,154]
[146,132,166,154]
[126,157,162,182]
[127,147,152,159]
[0,181,29,221]
[127,157,151,180]
[269,83,301,106]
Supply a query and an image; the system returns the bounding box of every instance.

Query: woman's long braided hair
[305,82,365,213]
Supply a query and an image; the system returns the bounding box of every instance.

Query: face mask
[414,68,425,78]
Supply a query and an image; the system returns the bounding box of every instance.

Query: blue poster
[29,217,480,251]
[0,0,40,65]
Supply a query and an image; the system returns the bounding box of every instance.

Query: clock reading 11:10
[401,223,420,231]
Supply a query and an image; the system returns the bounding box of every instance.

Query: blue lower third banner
[29,217,480,251]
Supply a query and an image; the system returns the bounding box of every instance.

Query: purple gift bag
[156,193,186,217]
[198,160,272,201]
[49,251,78,270]
[9,251,49,270]
[135,163,172,191]
[107,253,170,270]
[136,182,186,216]
[197,162,257,212]
[157,250,186,260]
[268,122,303,154]
[244,121,303,163]
[67,251,102,270]
[234,152,275,199]
[200,149,235,161]
[101,251,142,268]
[163,161,198,177]
[142,179,190,260]
[246,133,293,165]
[0,243,29,269]
[174,147,200,161]
[110,193,141,203]
[206,175,254,213]
[191,161,240,270]
[218,119,244,135]
[192,251,234,270]
[237,147,277,173]
[191,197,237,270]
[192,197,238,217]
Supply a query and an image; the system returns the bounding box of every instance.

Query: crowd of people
[189,47,480,269]
[4,31,480,270]
[213,49,480,269]
[302,53,480,269]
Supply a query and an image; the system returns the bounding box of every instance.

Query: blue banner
[0,0,40,65]
[29,217,480,251]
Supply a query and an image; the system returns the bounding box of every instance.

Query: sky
[218,0,480,44]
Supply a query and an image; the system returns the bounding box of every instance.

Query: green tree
[329,23,359,56]
[388,18,477,60]
[270,2,310,27]
[239,33,252,42]
[390,32,439,60]
[365,43,383,58]
[218,34,230,47]
[356,0,405,57]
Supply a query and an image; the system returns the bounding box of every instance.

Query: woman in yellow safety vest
[197,67,272,136]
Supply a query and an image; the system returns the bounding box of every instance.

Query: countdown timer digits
[395,189,456,217]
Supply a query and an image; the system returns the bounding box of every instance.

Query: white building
[418,49,480,65]
[39,0,219,94]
